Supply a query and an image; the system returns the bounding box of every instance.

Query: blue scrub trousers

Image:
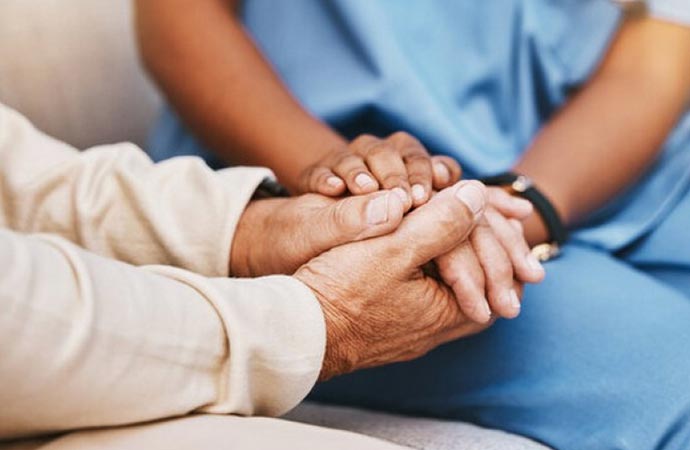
[309,186,690,450]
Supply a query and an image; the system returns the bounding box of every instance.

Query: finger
[486,209,545,284]
[330,150,379,195]
[509,217,524,234]
[301,165,346,196]
[488,187,533,220]
[436,243,492,324]
[513,280,524,300]
[385,180,487,268]
[430,155,462,190]
[388,132,433,207]
[360,140,413,209]
[470,219,521,319]
[307,190,406,255]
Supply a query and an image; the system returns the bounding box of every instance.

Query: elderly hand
[230,190,407,277]
[294,181,492,381]
[297,132,462,208]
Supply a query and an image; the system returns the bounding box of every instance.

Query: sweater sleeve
[0,229,325,439]
[0,103,271,276]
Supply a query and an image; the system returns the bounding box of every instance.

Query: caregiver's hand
[298,132,462,208]
[230,190,405,277]
[435,186,546,324]
[295,181,490,381]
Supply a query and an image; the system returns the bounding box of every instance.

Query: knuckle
[492,261,514,282]
[338,152,364,166]
[389,131,419,146]
[328,199,359,236]
[435,209,463,236]
[441,201,474,229]
[351,134,378,148]
[380,173,408,187]
[367,142,398,159]
[404,153,432,165]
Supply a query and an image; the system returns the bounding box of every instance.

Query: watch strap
[480,172,568,258]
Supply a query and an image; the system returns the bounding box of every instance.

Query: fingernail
[392,187,409,204]
[433,162,450,184]
[509,289,521,310]
[527,253,545,274]
[411,184,426,201]
[455,182,485,215]
[326,176,344,188]
[481,301,492,321]
[355,173,376,189]
[366,193,390,225]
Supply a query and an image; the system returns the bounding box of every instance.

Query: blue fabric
[311,184,690,450]
[149,0,690,251]
[147,2,690,448]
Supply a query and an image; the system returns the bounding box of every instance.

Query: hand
[435,187,546,324]
[230,190,406,277]
[294,181,492,381]
[298,132,462,209]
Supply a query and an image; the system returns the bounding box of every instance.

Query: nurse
[137,1,690,449]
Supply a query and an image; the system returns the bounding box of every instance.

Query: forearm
[135,0,345,191]
[0,104,270,276]
[513,17,690,242]
[0,230,324,438]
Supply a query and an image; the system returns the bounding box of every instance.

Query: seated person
[138,0,690,448]
[0,103,535,449]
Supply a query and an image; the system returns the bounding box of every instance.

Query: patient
[0,102,540,449]
[138,1,690,449]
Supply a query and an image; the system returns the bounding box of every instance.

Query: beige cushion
[286,402,549,450]
[0,0,161,148]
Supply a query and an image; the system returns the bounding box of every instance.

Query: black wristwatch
[480,172,568,261]
[252,178,291,199]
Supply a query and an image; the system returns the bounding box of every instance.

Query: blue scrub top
[150,0,690,251]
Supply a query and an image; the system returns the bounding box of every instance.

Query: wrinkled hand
[230,190,406,277]
[298,132,462,209]
[435,187,545,323]
[294,181,491,381]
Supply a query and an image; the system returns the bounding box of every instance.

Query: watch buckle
[531,242,561,262]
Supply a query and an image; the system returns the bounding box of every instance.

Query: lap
[622,184,690,298]
[311,244,690,450]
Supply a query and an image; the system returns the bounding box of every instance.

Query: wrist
[484,172,569,260]
[522,210,551,247]
[510,164,574,225]
[229,200,266,277]
[295,274,359,381]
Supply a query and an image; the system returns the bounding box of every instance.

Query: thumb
[386,181,487,268]
[310,189,407,251]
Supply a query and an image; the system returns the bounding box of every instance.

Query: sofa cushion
[285,402,550,450]
[0,0,160,149]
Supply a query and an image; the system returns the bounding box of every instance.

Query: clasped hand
[231,133,545,379]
